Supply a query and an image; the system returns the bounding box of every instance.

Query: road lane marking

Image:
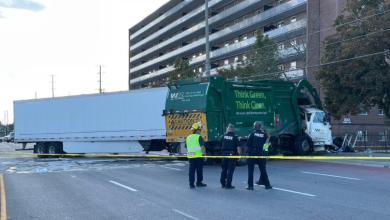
[163,167,181,171]
[0,174,7,220]
[243,182,316,197]
[300,171,362,180]
[173,209,199,220]
[109,181,138,192]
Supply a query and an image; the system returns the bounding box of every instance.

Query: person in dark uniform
[219,124,241,189]
[246,121,272,190]
[256,128,271,186]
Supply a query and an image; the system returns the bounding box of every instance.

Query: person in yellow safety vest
[186,122,207,189]
[255,128,272,187]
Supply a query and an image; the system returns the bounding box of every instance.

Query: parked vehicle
[163,77,332,164]
[7,132,14,142]
[14,88,168,158]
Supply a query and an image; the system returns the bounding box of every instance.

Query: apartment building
[128,0,389,140]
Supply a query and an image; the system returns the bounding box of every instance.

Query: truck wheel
[295,135,311,155]
[35,143,48,158]
[48,143,61,158]
[173,143,188,161]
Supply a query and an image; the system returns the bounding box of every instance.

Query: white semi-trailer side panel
[14,87,168,143]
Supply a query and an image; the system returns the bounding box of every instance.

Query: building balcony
[130,16,307,77]
[130,0,225,53]
[130,0,276,63]
[130,0,193,41]
[130,26,306,86]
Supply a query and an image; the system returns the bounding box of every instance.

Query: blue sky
[0,0,169,123]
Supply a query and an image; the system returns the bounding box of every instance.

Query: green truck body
[164,77,332,161]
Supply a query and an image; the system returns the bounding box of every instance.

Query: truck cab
[302,108,332,151]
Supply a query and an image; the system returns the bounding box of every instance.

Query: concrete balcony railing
[130,0,224,52]
[279,43,306,58]
[130,0,306,63]
[130,18,306,75]
[131,0,269,62]
[130,0,193,41]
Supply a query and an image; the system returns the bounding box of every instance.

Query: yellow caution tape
[0,152,389,159]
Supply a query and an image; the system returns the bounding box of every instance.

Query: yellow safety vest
[263,140,269,152]
[186,134,202,158]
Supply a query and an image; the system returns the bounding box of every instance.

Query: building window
[379,130,388,141]
[193,55,197,59]
[289,61,296,70]
[224,6,229,11]
[234,19,239,25]
[224,41,229,47]
[277,0,283,6]
[234,1,238,6]
[291,38,297,46]
[278,43,284,50]
[277,64,284,71]
[243,15,248,20]
[291,16,297,23]
[224,24,229,29]
[199,52,203,56]
[242,34,248,40]
[234,38,239,43]
[254,10,260,16]
[224,59,229,66]
[234,56,239,63]
[358,111,368,115]
[277,21,284,28]
[199,67,202,73]
[379,109,384,115]
[356,130,367,142]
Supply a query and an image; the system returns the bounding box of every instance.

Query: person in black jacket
[245,121,272,190]
[219,124,241,189]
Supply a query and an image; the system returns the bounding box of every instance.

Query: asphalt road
[1,142,390,220]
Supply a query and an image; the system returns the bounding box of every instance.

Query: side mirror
[325,113,331,122]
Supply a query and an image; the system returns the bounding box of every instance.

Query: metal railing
[333,133,390,152]
[130,0,193,40]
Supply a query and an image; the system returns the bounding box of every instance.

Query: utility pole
[97,65,105,93]
[205,0,210,76]
[99,65,102,93]
[50,75,55,98]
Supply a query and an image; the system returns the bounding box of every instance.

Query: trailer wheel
[48,143,61,158]
[295,135,311,155]
[35,143,48,158]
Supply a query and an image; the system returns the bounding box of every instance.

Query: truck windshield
[313,112,324,123]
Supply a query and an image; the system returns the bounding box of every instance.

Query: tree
[151,57,198,88]
[217,29,281,81]
[316,0,390,120]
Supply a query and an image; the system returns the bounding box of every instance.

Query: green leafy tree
[152,57,198,88]
[217,29,281,80]
[316,0,390,120]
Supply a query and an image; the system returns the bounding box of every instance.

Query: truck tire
[172,143,188,161]
[48,142,61,158]
[295,135,311,155]
[35,143,48,158]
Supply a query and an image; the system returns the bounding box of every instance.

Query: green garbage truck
[163,77,332,164]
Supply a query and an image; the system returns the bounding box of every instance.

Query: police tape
[0,152,389,159]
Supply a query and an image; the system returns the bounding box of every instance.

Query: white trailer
[14,87,168,158]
